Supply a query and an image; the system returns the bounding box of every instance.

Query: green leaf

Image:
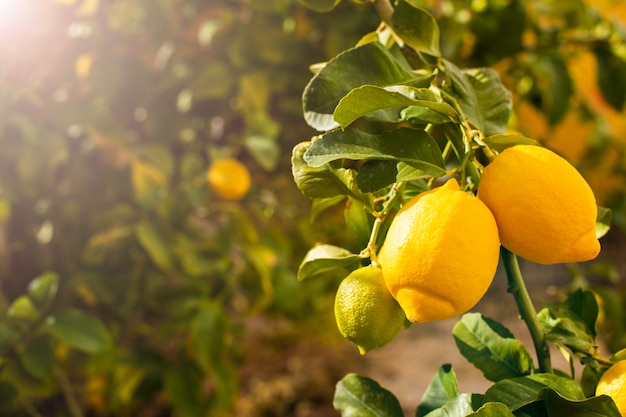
[544,389,621,417]
[190,304,228,372]
[427,393,475,417]
[164,362,206,417]
[334,85,457,128]
[596,206,612,239]
[0,323,18,353]
[356,160,398,193]
[444,61,512,135]
[303,42,422,131]
[292,141,367,201]
[345,198,375,246]
[44,308,112,354]
[136,220,175,271]
[244,135,280,171]
[333,373,404,417]
[20,336,54,381]
[469,402,516,417]
[453,313,534,382]
[416,364,460,417]
[7,296,39,322]
[298,0,341,12]
[538,311,595,353]
[483,373,585,411]
[482,134,540,153]
[594,47,626,111]
[297,244,361,281]
[27,272,59,309]
[391,0,441,57]
[303,128,445,173]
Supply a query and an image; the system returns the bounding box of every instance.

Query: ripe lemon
[206,158,251,201]
[477,144,600,265]
[596,360,626,416]
[334,265,406,355]
[379,179,500,323]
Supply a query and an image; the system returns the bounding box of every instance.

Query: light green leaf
[7,296,40,322]
[391,0,441,57]
[424,393,473,417]
[44,308,112,354]
[297,244,361,281]
[244,135,280,171]
[27,272,59,309]
[334,85,457,128]
[444,61,512,135]
[292,141,368,203]
[468,402,515,417]
[416,364,460,417]
[303,128,445,173]
[596,206,612,239]
[482,134,540,153]
[483,373,585,411]
[136,220,175,271]
[333,373,404,417]
[303,42,423,131]
[453,313,534,382]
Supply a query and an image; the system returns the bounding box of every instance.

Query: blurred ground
[235,230,625,417]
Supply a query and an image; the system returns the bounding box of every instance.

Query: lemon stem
[501,247,553,373]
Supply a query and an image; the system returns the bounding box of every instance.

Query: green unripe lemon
[334,266,406,355]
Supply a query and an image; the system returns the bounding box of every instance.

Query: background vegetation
[0,0,625,416]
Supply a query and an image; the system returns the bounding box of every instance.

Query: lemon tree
[293,0,624,416]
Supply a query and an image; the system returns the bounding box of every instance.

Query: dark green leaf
[298,0,341,12]
[391,0,441,57]
[190,304,228,372]
[544,390,621,417]
[453,313,534,382]
[0,323,18,353]
[564,289,599,338]
[425,393,474,417]
[297,244,361,281]
[44,308,112,354]
[469,402,516,417]
[416,364,460,417]
[594,47,626,111]
[334,85,457,128]
[356,160,398,193]
[444,61,512,135]
[482,134,540,153]
[596,206,612,239]
[483,373,585,411]
[27,272,59,309]
[471,0,525,64]
[303,42,422,131]
[303,128,445,174]
[164,362,206,417]
[539,313,595,353]
[333,373,404,417]
[20,336,54,381]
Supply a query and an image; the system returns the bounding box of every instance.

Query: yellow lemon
[596,360,626,416]
[334,266,406,355]
[379,179,500,323]
[207,158,251,201]
[477,145,600,265]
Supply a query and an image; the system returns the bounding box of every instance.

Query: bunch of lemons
[335,144,601,354]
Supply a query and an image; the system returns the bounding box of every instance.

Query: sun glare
[0,0,32,34]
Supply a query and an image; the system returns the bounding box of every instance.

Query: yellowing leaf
[131,160,167,206]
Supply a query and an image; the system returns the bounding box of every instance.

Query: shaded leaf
[44,308,112,354]
[136,220,175,271]
[191,304,229,372]
[416,364,460,417]
[297,244,361,281]
[20,336,54,381]
[482,134,540,153]
[356,160,398,193]
[544,390,621,417]
[391,0,441,57]
[594,47,626,111]
[453,313,534,382]
[333,373,404,417]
